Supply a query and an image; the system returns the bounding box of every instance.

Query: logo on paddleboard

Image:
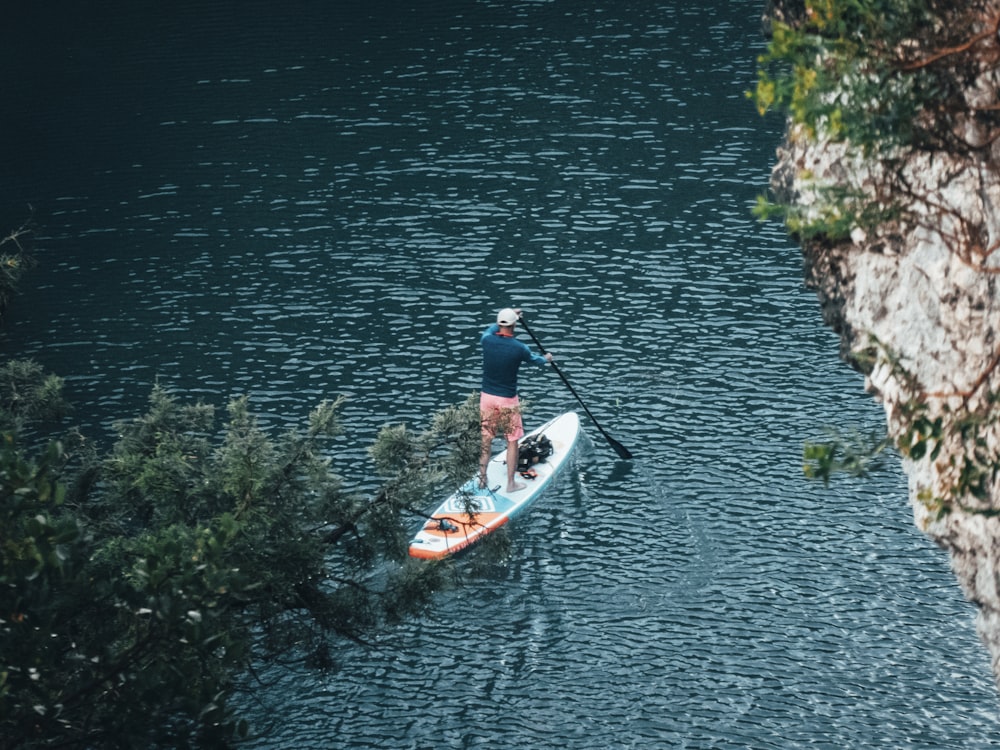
[442,495,496,514]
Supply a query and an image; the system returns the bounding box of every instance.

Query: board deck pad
[408,412,580,559]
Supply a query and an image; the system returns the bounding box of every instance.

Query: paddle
[517,314,633,460]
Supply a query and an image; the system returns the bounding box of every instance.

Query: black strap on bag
[517,433,553,473]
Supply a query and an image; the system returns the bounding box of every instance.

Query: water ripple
[3,0,999,747]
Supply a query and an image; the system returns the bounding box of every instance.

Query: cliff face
[767,8,1000,683]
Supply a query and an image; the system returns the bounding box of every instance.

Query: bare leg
[505,439,526,493]
[479,430,492,488]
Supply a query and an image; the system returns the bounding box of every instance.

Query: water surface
[3,1,998,747]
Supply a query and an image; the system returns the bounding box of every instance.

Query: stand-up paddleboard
[408,411,580,560]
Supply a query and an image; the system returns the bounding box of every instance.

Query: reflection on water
[3,0,999,747]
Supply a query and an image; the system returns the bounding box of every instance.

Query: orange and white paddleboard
[408,412,580,560]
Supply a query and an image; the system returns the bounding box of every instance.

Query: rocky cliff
[764,3,1000,683]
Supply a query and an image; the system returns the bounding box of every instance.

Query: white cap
[497,307,519,326]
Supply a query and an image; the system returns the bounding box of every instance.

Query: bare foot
[506,481,526,493]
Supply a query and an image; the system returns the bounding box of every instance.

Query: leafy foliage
[0,384,483,747]
[753,0,1000,240]
[901,391,1000,518]
[803,334,1000,520]
[803,426,889,484]
[755,0,953,147]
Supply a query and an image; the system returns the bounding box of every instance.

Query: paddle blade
[607,435,633,460]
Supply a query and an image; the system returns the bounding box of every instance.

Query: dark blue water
[3,1,999,747]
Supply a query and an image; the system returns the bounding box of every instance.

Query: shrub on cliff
[753,0,1000,239]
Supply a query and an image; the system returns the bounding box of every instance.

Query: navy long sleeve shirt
[480,323,548,398]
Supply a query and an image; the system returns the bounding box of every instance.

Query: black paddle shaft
[517,315,633,460]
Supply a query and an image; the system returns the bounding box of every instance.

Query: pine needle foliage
[1,385,483,747]
[0,360,70,436]
[0,219,36,323]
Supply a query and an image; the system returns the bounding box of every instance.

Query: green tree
[0,387,482,748]
[0,218,483,746]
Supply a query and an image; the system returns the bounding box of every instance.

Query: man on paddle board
[480,307,553,492]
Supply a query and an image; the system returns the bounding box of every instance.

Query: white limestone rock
[773,115,1000,687]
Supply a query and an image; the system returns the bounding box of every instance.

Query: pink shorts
[480,392,524,441]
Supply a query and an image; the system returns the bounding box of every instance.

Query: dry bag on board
[517,433,553,472]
